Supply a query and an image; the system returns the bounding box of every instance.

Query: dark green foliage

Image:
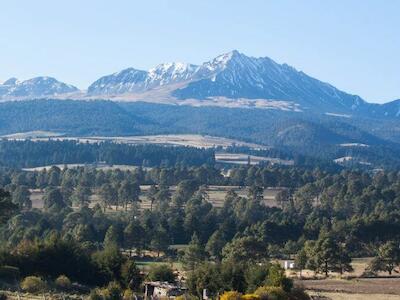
[120,260,143,291]
[368,241,400,275]
[1,159,400,288]
[1,236,102,285]
[187,262,292,298]
[0,100,400,168]
[0,140,215,168]
[0,189,16,224]
[147,264,176,283]
[92,245,125,282]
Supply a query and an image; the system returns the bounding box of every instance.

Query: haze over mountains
[1,50,398,118]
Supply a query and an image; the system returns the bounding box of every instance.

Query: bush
[175,295,197,300]
[89,288,104,300]
[220,291,243,300]
[0,292,7,300]
[106,281,123,300]
[89,282,122,300]
[267,265,293,292]
[242,294,261,300]
[20,276,46,293]
[123,289,135,300]
[147,264,176,283]
[254,286,288,300]
[55,275,72,290]
[121,260,143,291]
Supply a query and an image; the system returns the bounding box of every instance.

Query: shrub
[89,288,104,300]
[254,286,288,300]
[220,291,243,300]
[267,265,293,291]
[147,264,176,283]
[106,281,123,300]
[89,283,122,300]
[121,260,143,291]
[175,295,197,300]
[123,289,135,300]
[242,294,261,300]
[55,275,72,290]
[20,276,46,293]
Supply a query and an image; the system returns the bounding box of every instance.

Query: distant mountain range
[0,76,78,98]
[1,50,398,118]
[1,51,400,169]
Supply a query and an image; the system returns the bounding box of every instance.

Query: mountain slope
[88,63,199,95]
[173,51,365,113]
[2,51,397,118]
[0,77,78,99]
[87,50,368,114]
[0,100,150,135]
[0,99,398,168]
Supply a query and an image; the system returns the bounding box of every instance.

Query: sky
[0,0,399,103]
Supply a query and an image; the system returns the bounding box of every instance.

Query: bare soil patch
[298,278,400,295]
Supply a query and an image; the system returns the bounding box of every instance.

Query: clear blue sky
[0,0,399,103]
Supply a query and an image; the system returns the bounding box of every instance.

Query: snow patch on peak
[202,50,244,73]
[148,62,199,84]
[0,76,78,99]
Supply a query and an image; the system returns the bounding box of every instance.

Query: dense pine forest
[1,156,400,298]
[0,140,215,168]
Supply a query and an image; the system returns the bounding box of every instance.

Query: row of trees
[0,140,215,168]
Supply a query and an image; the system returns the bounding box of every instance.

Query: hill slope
[0,100,399,168]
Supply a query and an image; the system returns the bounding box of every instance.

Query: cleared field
[29,185,283,211]
[299,278,400,296]
[2,130,64,139]
[30,189,45,209]
[308,291,400,300]
[23,164,144,172]
[215,153,294,166]
[5,133,268,150]
[1,291,83,300]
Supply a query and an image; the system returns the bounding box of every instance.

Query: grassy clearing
[308,291,400,300]
[14,134,267,150]
[30,185,282,211]
[136,260,183,272]
[299,278,400,296]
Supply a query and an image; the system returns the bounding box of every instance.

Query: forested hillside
[0,100,400,168]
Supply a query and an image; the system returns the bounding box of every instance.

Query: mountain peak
[148,62,199,85]
[3,77,19,86]
[85,50,371,114]
[209,50,244,66]
[0,76,78,99]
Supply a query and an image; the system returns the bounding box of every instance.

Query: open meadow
[30,185,283,210]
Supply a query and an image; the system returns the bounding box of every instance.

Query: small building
[144,281,187,299]
[283,260,295,270]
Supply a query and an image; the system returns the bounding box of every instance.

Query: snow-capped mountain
[88,62,199,95]
[86,50,367,113]
[0,76,78,99]
[173,50,366,112]
[1,51,397,117]
[87,68,148,94]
